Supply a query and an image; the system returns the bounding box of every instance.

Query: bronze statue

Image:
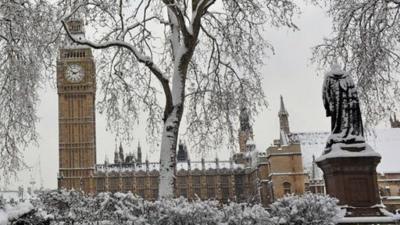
[322,64,365,153]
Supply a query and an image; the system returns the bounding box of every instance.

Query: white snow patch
[316,143,381,162]
[337,216,398,223]
[0,201,33,225]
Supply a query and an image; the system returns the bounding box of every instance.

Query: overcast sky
[2,3,394,190]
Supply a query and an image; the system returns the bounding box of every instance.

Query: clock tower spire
[57,7,96,193]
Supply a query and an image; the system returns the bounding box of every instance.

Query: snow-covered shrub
[150,197,222,225]
[8,190,341,225]
[33,189,93,223]
[270,193,340,225]
[93,191,151,224]
[221,202,273,225]
[30,191,233,224]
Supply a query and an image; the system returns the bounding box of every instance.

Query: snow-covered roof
[96,160,245,173]
[292,128,400,177]
[177,161,244,171]
[246,138,256,146]
[95,163,158,173]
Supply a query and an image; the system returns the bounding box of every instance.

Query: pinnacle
[279,95,288,116]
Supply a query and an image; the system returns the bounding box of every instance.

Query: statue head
[330,62,345,75]
[326,61,348,79]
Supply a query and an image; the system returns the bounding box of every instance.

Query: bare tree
[61,0,299,198]
[312,0,400,126]
[0,0,59,179]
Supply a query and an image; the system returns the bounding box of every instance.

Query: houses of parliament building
[57,16,400,210]
[57,16,308,206]
[57,18,400,213]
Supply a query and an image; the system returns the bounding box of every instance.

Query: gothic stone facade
[266,143,306,201]
[93,159,269,205]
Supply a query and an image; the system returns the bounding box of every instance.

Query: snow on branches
[312,0,400,126]
[0,0,60,179]
[270,193,341,225]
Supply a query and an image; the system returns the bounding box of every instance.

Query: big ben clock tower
[57,17,96,193]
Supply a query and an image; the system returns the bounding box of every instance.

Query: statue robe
[322,71,364,150]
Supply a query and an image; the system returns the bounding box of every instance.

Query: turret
[104,155,109,165]
[145,154,149,171]
[177,141,189,162]
[137,142,142,164]
[215,154,220,169]
[246,136,256,152]
[238,106,254,153]
[279,95,290,134]
[240,106,251,132]
[63,0,86,48]
[119,142,124,163]
[311,155,316,180]
[113,144,120,164]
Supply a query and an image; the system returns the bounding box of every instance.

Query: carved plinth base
[317,156,383,217]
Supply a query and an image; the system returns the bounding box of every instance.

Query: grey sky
[3,3,393,190]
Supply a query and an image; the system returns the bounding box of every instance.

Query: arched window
[283,182,292,195]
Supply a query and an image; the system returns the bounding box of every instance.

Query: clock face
[65,64,84,82]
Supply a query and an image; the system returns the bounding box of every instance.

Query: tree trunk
[158,54,190,198]
[158,23,195,198]
[158,105,183,199]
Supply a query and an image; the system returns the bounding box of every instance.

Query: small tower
[177,141,189,162]
[125,151,136,163]
[279,95,290,134]
[104,155,109,165]
[201,157,205,171]
[215,153,220,169]
[245,136,258,167]
[311,155,317,180]
[246,136,256,152]
[137,142,142,164]
[119,142,124,163]
[239,106,254,153]
[114,144,120,164]
[145,154,149,171]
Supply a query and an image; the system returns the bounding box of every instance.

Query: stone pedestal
[317,156,383,217]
